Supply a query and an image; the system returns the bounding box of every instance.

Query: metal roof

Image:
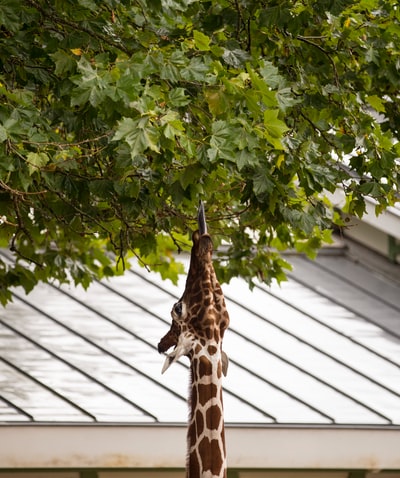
[1,237,400,428]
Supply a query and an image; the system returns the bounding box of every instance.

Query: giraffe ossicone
[158,201,230,478]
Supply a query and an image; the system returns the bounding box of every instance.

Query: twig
[25,0,133,55]
[296,35,340,87]
[21,131,112,148]
[0,179,47,196]
[298,110,337,149]
[9,197,44,268]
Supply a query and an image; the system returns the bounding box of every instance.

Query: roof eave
[1,423,400,471]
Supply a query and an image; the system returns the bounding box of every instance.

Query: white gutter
[329,188,400,240]
[1,424,400,470]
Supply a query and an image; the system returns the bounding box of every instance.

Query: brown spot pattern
[198,355,212,377]
[197,383,217,407]
[198,437,223,476]
[191,384,197,410]
[205,327,213,340]
[188,422,197,448]
[188,448,200,476]
[206,404,222,431]
[196,409,204,436]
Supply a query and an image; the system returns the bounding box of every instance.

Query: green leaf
[237,149,258,171]
[0,0,22,32]
[70,56,108,107]
[252,166,274,197]
[259,5,291,28]
[204,88,230,117]
[358,181,381,197]
[276,87,300,112]
[259,60,284,89]
[78,0,97,10]
[263,110,289,149]
[181,57,211,82]
[193,30,211,51]
[222,48,250,68]
[208,120,239,162]
[264,110,289,138]
[0,124,7,143]
[168,88,191,106]
[286,209,315,235]
[295,237,320,259]
[113,117,160,158]
[246,65,277,107]
[336,134,355,154]
[26,152,50,175]
[179,163,203,190]
[160,111,185,139]
[366,95,385,113]
[50,50,76,76]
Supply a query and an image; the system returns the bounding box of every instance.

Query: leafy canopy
[0,0,399,304]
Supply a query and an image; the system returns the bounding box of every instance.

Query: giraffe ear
[221,350,229,376]
[161,334,194,374]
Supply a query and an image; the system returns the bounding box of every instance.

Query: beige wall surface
[1,472,400,478]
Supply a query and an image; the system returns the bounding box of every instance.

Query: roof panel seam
[0,392,34,421]
[293,255,400,313]
[224,296,394,424]
[255,283,400,370]
[225,292,400,399]
[288,272,400,341]
[2,302,159,422]
[48,284,187,405]
[0,355,97,421]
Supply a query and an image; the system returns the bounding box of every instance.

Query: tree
[0,0,399,305]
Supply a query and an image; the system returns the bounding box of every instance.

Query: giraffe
[158,201,230,478]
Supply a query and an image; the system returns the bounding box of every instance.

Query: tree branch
[296,35,340,87]
[25,0,134,55]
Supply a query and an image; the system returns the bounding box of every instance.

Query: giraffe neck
[187,344,227,478]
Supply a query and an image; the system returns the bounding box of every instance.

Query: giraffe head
[158,201,229,374]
